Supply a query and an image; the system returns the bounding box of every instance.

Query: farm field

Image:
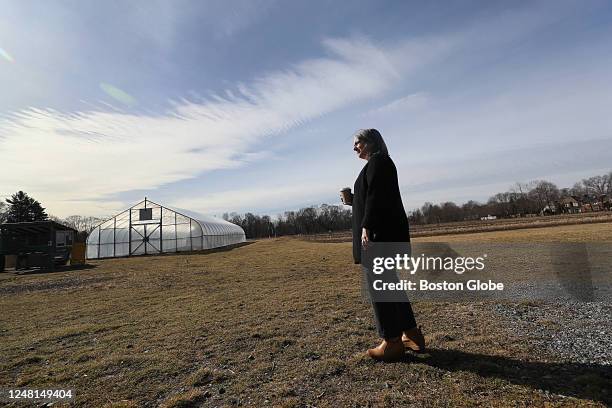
[1,222,611,407]
[416,220,612,242]
[411,212,612,237]
[303,212,612,243]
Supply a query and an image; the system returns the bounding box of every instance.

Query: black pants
[362,265,417,339]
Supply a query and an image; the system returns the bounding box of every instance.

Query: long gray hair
[354,128,389,157]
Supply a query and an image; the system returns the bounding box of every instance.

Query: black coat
[352,154,410,264]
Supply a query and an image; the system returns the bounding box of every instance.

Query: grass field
[1,222,611,407]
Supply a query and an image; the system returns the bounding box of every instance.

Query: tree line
[223,204,352,238]
[222,171,612,238]
[1,171,610,239]
[410,172,611,224]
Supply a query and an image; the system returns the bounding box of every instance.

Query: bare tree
[582,175,610,197]
[60,215,105,233]
[488,192,513,217]
[408,208,424,224]
[511,182,534,196]
[529,180,560,209]
[440,201,462,222]
[569,182,586,197]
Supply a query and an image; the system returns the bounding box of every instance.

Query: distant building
[559,197,580,214]
[580,203,603,212]
[480,215,497,220]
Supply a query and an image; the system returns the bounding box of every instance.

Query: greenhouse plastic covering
[86,199,245,259]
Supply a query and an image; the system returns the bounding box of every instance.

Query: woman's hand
[361,228,369,249]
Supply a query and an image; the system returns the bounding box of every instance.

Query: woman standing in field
[341,128,425,362]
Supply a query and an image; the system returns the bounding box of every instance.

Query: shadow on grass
[98,241,256,260]
[406,348,611,404]
[12,263,98,276]
[200,241,255,253]
[67,241,257,267]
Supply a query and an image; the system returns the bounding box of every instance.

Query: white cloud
[0,36,429,217]
[168,182,333,215]
[367,92,430,116]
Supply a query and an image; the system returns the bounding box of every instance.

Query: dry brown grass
[1,223,611,407]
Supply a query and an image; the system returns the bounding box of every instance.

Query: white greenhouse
[86,198,245,259]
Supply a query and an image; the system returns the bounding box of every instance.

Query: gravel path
[494,301,612,366]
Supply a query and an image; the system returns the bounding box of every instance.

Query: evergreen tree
[5,191,48,223]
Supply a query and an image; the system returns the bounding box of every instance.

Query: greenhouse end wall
[86,199,245,259]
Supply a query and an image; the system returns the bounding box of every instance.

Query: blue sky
[1,0,611,218]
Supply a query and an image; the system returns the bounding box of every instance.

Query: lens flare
[0,47,14,63]
[99,83,137,107]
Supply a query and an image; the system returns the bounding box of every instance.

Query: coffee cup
[340,187,352,205]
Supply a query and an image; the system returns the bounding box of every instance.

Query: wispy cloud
[0,36,423,216]
[169,182,333,215]
[366,92,430,116]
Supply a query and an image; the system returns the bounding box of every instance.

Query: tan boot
[402,326,425,353]
[366,337,405,362]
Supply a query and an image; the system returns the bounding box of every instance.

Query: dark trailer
[0,221,76,271]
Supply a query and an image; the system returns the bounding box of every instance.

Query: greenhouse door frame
[128,200,163,256]
[129,222,162,256]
